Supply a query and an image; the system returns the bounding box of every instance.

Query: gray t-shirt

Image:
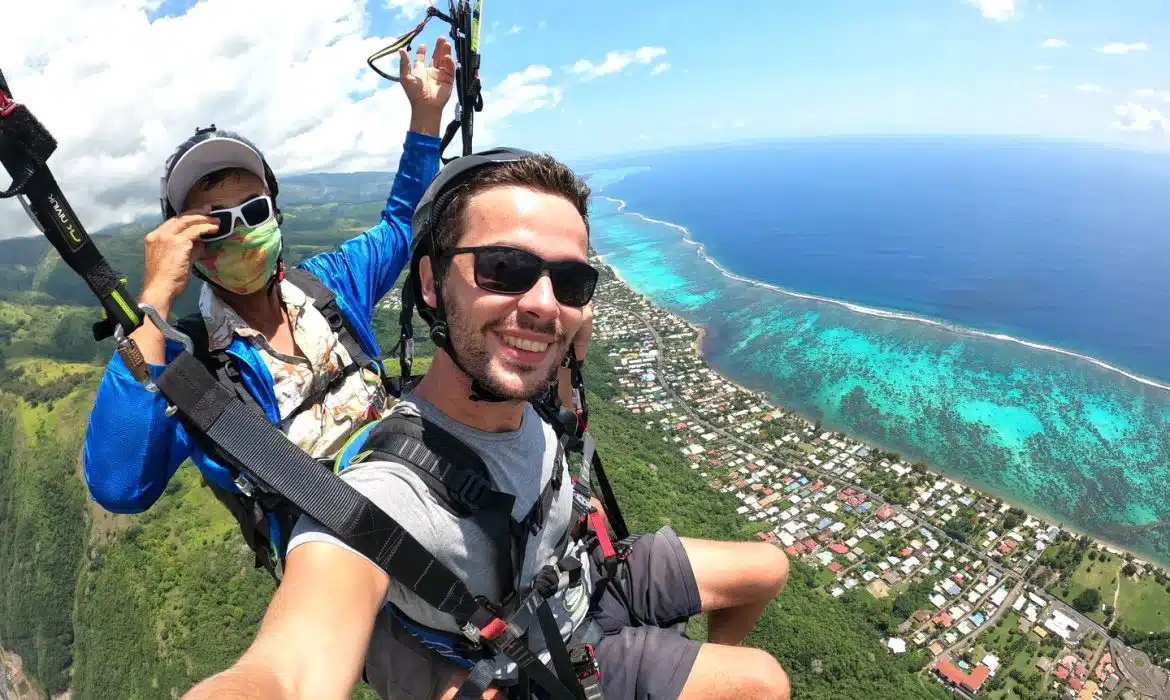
[288,394,592,696]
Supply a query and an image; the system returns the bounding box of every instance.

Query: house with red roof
[1054,666,1070,680]
[803,538,817,550]
[828,561,842,574]
[934,658,990,694]
[933,611,953,628]
[830,543,850,555]
[876,505,895,521]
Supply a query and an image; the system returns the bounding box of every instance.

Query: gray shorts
[589,526,704,700]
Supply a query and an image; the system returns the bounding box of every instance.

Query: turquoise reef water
[589,195,1170,566]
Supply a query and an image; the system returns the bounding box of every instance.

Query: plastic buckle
[569,644,601,682]
[0,90,15,118]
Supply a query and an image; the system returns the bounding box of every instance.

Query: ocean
[584,136,1170,566]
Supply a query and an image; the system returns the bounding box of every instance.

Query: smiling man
[181,149,792,700]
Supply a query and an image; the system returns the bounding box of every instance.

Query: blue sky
[365,0,1170,159]
[2,0,1167,236]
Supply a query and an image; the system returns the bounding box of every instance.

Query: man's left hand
[399,36,455,135]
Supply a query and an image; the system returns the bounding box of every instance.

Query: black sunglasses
[203,194,275,242]
[440,245,599,308]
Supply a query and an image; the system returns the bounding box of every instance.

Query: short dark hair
[431,154,591,255]
[191,167,262,196]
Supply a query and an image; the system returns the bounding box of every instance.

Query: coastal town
[588,261,1170,700]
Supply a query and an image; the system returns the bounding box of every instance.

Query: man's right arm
[182,540,388,700]
[83,345,193,512]
[83,210,221,512]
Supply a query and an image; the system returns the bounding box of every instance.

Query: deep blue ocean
[592,137,1170,383]
[584,137,1170,564]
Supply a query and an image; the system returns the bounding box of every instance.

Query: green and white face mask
[193,219,283,295]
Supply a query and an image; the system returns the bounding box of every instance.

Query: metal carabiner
[139,302,194,354]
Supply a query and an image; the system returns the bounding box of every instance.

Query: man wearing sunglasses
[82,40,456,569]
[182,150,791,700]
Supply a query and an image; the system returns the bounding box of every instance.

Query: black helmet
[398,147,534,402]
[159,125,280,219]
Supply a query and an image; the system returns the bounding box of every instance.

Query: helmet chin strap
[428,279,510,404]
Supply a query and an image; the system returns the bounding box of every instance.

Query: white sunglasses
[202,194,276,242]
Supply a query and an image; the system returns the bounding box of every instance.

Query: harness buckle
[569,643,601,682]
[0,89,15,118]
[234,474,256,498]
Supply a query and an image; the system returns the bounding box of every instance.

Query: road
[630,309,990,565]
[620,304,1170,696]
[936,571,1031,660]
[1109,638,1170,699]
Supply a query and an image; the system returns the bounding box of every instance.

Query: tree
[1123,562,1138,577]
[1073,588,1102,614]
[1002,507,1025,531]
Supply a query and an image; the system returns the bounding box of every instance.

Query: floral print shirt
[199,279,387,460]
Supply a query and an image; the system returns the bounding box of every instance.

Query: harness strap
[284,266,377,372]
[0,82,141,340]
[154,351,495,629]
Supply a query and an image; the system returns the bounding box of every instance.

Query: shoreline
[594,255,1164,568]
[597,196,1170,394]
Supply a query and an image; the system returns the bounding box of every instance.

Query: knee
[739,648,790,700]
[753,543,789,597]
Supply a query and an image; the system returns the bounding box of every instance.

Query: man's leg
[680,537,789,645]
[679,644,790,700]
[591,527,791,700]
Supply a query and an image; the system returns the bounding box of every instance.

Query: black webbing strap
[590,451,628,541]
[536,601,587,700]
[154,351,492,628]
[453,659,496,700]
[284,267,377,372]
[156,353,583,700]
[0,76,141,340]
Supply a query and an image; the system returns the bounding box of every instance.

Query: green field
[1117,574,1170,634]
[1049,551,1120,624]
[981,611,1022,654]
[984,643,1046,700]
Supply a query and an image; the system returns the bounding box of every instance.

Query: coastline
[594,255,1163,568]
[597,196,1170,394]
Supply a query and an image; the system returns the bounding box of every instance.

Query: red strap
[588,510,616,559]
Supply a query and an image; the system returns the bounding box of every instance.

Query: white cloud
[1037,93,1050,101]
[506,24,523,36]
[1135,88,1170,102]
[0,0,558,238]
[537,20,548,31]
[384,0,431,20]
[569,46,668,80]
[1112,103,1170,132]
[651,62,671,76]
[1042,38,1066,48]
[1034,64,1051,72]
[965,0,1015,22]
[1098,42,1148,54]
[1076,84,1104,93]
[481,65,562,122]
[733,119,747,129]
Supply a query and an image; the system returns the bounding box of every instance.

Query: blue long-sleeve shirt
[83,131,440,514]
